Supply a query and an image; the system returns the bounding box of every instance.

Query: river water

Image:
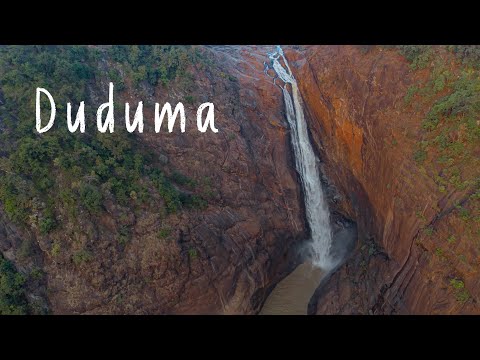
[259,263,323,315]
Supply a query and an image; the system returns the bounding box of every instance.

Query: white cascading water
[265,46,335,270]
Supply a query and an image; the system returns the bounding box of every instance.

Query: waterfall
[265,46,335,270]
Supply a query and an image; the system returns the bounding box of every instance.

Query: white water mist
[265,46,335,270]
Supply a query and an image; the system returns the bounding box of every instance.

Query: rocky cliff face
[1,45,478,314]
[285,45,479,314]
[0,45,306,314]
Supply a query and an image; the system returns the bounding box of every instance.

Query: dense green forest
[0,45,209,314]
[0,254,28,314]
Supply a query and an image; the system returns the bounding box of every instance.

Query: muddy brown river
[260,262,324,315]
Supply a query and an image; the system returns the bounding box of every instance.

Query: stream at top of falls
[259,46,339,315]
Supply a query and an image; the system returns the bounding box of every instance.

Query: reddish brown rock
[0,45,307,314]
[285,45,479,314]
[2,45,478,315]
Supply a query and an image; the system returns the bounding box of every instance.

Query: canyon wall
[1,45,478,314]
[0,46,306,314]
[286,45,479,314]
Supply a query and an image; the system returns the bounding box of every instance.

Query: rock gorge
[284,45,479,314]
[0,45,478,314]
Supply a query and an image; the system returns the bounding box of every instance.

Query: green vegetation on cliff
[397,45,480,195]
[0,45,208,237]
[108,45,201,87]
[397,45,480,305]
[0,255,28,315]
[395,45,433,70]
[0,45,212,309]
